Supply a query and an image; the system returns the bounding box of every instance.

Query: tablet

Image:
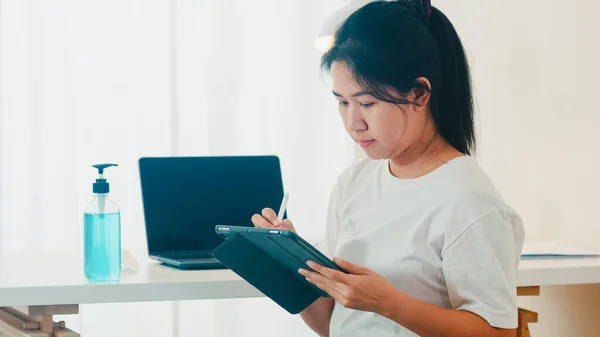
[215,225,344,272]
[211,225,346,314]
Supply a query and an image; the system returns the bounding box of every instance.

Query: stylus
[277,192,290,222]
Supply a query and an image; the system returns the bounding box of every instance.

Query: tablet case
[211,232,326,314]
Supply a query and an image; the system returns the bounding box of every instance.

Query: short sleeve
[441,209,525,329]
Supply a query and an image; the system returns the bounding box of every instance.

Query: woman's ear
[410,77,432,111]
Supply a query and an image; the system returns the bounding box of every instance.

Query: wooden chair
[517,286,539,337]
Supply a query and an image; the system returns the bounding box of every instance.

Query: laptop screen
[139,156,285,254]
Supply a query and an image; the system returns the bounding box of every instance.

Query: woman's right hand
[251,207,297,234]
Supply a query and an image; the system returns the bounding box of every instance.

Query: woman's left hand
[299,258,403,315]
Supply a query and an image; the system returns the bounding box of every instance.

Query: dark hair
[321,1,475,155]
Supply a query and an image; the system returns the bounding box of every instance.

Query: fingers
[252,208,295,231]
[312,278,345,302]
[306,261,349,283]
[333,258,371,275]
[280,219,295,231]
[252,207,284,228]
[251,213,273,228]
[299,268,346,301]
[261,207,280,226]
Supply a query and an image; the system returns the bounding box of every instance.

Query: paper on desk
[521,241,600,259]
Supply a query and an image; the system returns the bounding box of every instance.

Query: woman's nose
[346,105,367,132]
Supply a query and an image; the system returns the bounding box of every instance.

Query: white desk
[2,251,600,336]
[518,257,600,287]
[0,251,262,307]
[3,251,600,307]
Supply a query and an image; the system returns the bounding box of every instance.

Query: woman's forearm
[380,291,515,337]
[300,297,335,337]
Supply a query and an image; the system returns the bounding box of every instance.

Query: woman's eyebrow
[332,90,370,97]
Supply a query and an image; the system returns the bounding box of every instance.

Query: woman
[252,1,524,336]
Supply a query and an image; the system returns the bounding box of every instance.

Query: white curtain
[0,1,353,336]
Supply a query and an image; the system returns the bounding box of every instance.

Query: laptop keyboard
[168,252,213,259]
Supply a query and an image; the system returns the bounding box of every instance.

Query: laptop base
[151,255,227,270]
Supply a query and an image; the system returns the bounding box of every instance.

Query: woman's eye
[360,103,374,108]
[338,101,349,107]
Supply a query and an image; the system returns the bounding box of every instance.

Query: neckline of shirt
[380,155,470,189]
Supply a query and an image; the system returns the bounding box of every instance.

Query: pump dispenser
[84,163,121,282]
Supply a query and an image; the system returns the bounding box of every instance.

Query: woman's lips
[358,139,375,148]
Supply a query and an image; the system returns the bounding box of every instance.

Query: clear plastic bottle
[84,164,121,282]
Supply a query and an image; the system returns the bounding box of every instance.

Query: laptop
[138,155,286,269]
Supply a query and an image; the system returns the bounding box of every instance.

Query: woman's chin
[361,148,385,160]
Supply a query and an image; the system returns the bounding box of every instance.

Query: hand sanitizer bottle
[84,163,121,282]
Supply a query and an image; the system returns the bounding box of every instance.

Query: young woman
[252,1,524,336]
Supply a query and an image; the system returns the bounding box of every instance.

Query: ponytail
[427,7,475,155]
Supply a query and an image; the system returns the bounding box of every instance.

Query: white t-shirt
[317,155,525,337]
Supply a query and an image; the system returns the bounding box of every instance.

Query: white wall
[435,1,600,336]
[0,1,350,336]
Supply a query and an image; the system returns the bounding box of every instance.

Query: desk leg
[0,305,80,337]
[517,286,540,337]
